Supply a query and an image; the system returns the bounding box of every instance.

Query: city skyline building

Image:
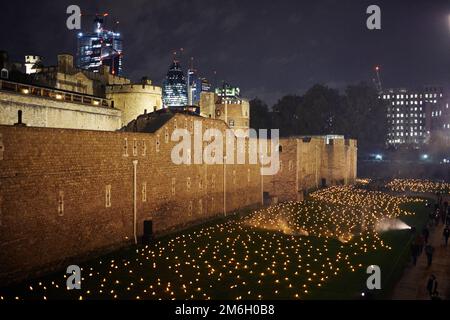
[162,58,188,108]
[187,68,211,106]
[382,86,447,148]
[215,83,241,103]
[382,88,427,147]
[425,86,450,147]
[24,55,42,74]
[77,16,123,76]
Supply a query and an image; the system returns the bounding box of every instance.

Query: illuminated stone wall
[106,82,163,126]
[0,91,122,131]
[263,137,357,202]
[0,115,356,284]
[0,115,261,284]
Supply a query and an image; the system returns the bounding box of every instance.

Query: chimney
[99,65,110,76]
[14,110,27,127]
[57,54,74,73]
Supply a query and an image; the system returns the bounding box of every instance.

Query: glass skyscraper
[188,70,212,106]
[163,59,188,108]
[77,17,123,76]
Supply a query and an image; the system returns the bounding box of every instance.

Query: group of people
[417,194,450,299]
[410,227,434,267]
[433,195,450,246]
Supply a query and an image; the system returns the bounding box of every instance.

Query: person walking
[435,209,440,226]
[426,275,438,298]
[422,227,430,244]
[443,226,450,247]
[411,243,419,266]
[442,202,448,224]
[415,233,424,255]
[425,244,434,267]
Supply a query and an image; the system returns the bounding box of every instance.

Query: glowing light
[0,183,426,301]
[375,218,411,232]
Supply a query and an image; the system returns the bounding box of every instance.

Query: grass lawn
[0,187,431,301]
[309,200,430,300]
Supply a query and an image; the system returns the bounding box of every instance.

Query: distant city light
[421,154,429,160]
[375,154,383,161]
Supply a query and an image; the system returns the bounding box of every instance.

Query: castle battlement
[106,83,162,94]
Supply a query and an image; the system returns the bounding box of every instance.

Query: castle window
[229,119,235,127]
[174,119,178,130]
[0,133,4,161]
[0,68,8,79]
[199,179,203,191]
[212,174,216,190]
[142,182,147,203]
[123,138,129,157]
[105,185,112,208]
[142,140,147,156]
[188,201,193,216]
[156,135,160,153]
[133,139,138,156]
[279,145,283,153]
[186,177,191,191]
[58,191,64,216]
[165,128,169,143]
[171,178,176,196]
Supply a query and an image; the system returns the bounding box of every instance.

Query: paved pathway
[391,195,450,300]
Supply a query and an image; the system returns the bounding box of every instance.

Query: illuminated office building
[382,87,446,147]
[77,16,123,76]
[162,59,188,108]
[187,68,211,106]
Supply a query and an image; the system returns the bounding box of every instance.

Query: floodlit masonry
[0,112,357,285]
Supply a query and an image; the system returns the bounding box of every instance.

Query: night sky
[1,0,449,105]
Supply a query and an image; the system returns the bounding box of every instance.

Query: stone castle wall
[0,89,122,131]
[263,137,357,203]
[0,114,357,285]
[106,84,163,126]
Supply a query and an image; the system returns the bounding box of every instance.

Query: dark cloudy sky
[1,0,449,104]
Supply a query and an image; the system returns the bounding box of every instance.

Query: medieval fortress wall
[0,89,122,131]
[0,114,357,285]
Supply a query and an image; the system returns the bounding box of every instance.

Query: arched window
[1,68,8,79]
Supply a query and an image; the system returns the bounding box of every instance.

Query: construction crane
[373,65,383,93]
